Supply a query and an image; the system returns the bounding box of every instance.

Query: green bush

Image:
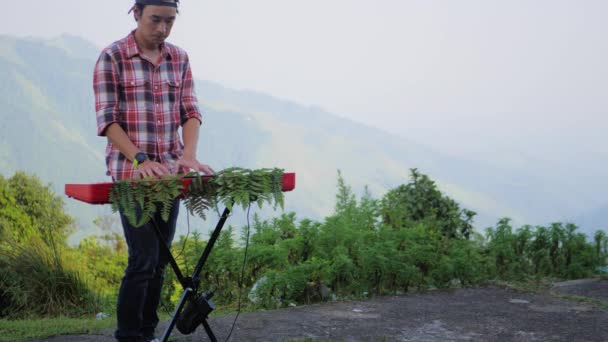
[0,238,102,317]
[2,168,606,318]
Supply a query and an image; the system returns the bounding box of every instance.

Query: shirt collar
[124,30,173,60]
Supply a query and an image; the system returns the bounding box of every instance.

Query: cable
[169,208,191,261]
[223,203,252,342]
[176,210,192,275]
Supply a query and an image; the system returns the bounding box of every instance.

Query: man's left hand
[177,157,215,175]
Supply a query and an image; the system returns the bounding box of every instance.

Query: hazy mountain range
[0,34,605,241]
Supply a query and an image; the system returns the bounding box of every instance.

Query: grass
[0,312,184,342]
[0,299,259,342]
[497,276,608,311]
[0,300,278,342]
[549,292,608,311]
[0,316,115,342]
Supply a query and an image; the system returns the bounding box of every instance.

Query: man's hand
[137,160,171,178]
[177,157,215,175]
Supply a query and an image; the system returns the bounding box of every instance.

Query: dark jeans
[115,200,179,342]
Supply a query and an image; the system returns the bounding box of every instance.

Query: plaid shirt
[93,30,202,180]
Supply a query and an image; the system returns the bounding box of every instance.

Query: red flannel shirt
[93,30,202,180]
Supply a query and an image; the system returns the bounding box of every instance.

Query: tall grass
[0,316,115,342]
[0,237,103,318]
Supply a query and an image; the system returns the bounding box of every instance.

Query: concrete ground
[27,279,608,342]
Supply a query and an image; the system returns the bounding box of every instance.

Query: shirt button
[130,81,135,85]
[155,86,158,90]
[157,120,161,124]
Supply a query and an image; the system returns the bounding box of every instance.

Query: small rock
[509,299,530,304]
[352,309,363,313]
[96,312,109,320]
[449,279,462,287]
[248,276,268,304]
[319,284,331,300]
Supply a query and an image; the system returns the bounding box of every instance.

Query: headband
[134,0,178,8]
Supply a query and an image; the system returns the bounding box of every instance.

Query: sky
[2,0,607,162]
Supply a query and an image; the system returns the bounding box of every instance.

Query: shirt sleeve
[93,50,120,136]
[180,53,203,126]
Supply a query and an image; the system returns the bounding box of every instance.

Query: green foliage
[0,316,116,342]
[109,176,182,227]
[0,172,100,318]
[595,230,608,266]
[254,257,330,307]
[0,237,102,317]
[485,220,600,280]
[75,233,126,301]
[110,167,285,227]
[446,238,486,286]
[230,170,604,308]
[379,168,475,239]
[2,167,606,322]
[0,172,73,245]
[202,167,285,211]
[182,175,217,220]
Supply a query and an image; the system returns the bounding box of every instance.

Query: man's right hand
[136,160,171,178]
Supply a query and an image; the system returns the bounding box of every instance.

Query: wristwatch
[133,152,148,169]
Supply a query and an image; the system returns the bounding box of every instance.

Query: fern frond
[109,168,287,226]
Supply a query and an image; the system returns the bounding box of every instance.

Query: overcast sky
[2,0,607,161]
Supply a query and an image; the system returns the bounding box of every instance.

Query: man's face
[135,4,177,46]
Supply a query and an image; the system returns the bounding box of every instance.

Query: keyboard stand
[151,206,232,342]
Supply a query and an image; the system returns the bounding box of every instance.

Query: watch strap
[133,152,148,169]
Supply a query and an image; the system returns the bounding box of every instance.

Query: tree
[594,230,607,266]
[0,172,73,247]
[379,168,476,239]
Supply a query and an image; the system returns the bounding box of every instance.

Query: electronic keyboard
[65,173,296,204]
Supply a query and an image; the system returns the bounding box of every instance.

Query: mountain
[0,34,603,240]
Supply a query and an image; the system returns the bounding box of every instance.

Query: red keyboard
[65,173,296,204]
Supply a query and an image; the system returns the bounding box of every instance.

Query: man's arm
[182,117,199,160]
[177,53,213,175]
[178,118,214,175]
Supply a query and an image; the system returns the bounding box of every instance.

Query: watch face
[136,153,147,163]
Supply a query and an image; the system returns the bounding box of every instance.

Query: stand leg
[192,207,232,280]
[202,319,218,342]
[161,288,193,342]
[150,218,192,289]
[155,207,232,342]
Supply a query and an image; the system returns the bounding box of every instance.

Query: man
[93,1,213,341]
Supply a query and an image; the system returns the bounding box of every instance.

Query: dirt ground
[27,279,608,342]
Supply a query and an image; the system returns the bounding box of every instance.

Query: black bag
[176,292,215,335]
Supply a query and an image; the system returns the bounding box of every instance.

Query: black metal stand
[151,206,232,342]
